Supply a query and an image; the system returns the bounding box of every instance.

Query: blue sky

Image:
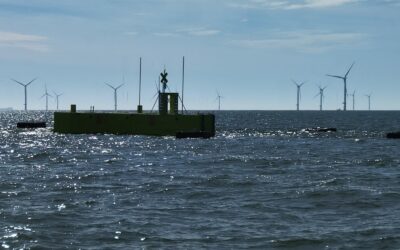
[0,0,399,110]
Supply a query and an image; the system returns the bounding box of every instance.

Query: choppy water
[1,111,400,249]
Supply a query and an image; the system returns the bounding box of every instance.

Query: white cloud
[232,31,366,52]
[153,32,178,37]
[229,0,359,10]
[0,31,49,52]
[153,28,221,38]
[287,0,359,9]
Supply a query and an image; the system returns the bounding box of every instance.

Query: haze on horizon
[0,0,399,111]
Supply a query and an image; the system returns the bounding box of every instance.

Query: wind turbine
[292,80,305,111]
[11,78,37,111]
[315,85,327,111]
[53,91,63,110]
[216,91,223,111]
[327,62,355,111]
[365,93,371,111]
[349,90,356,111]
[40,85,52,111]
[105,83,124,111]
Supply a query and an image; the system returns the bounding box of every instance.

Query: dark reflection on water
[1,111,400,249]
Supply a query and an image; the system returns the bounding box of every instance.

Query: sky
[0,0,399,111]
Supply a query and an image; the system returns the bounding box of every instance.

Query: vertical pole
[114,90,117,111]
[369,96,371,111]
[296,87,300,111]
[24,86,27,111]
[139,57,142,106]
[344,79,347,111]
[320,91,323,111]
[181,56,185,114]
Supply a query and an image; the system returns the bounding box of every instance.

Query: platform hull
[54,112,215,137]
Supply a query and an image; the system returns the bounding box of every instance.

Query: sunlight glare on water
[0,111,400,248]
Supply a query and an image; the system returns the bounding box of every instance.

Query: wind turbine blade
[300,82,306,87]
[326,74,344,79]
[26,78,37,86]
[116,84,124,90]
[314,93,320,98]
[345,62,355,78]
[291,80,299,86]
[11,79,26,86]
[105,83,115,89]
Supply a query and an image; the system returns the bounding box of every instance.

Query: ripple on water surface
[1,111,400,248]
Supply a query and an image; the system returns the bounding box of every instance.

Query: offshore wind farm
[1,1,400,249]
[2,59,375,112]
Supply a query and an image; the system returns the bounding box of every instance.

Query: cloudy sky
[0,0,399,110]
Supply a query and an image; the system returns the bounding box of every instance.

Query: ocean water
[1,111,400,249]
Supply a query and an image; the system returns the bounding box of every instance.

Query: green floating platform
[54,69,216,138]
[54,111,215,137]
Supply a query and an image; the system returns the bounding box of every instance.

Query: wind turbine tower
[327,62,355,111]
[11,78,37,111]
[53,91,63,110]
[216,91,223,111]
[41,85,52,111]
[315,86,327,111]
[105,83,124,111]
[350,90,356,111]
[292,80,305,111]
[365,94,371,111]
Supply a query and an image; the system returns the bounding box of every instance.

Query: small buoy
[17,122,46,129]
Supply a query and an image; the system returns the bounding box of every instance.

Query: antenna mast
[139,57,142,105]
[137,57,143,113]
[181,56,185,114]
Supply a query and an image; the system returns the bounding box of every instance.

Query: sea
[1,110,400,249]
